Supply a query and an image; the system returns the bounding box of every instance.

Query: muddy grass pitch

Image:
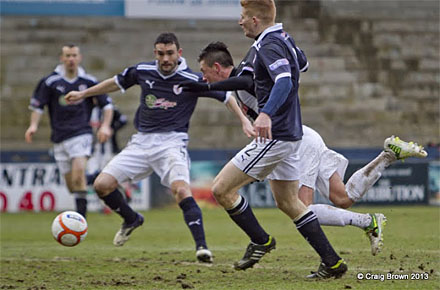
[1,206,439,289]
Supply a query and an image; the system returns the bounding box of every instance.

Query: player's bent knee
[173,186,191,202]
[211,182,230,207]
[211,182,223,200]
[93,175,117,197]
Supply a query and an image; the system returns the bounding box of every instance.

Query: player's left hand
[253,112,272,143]
[97,125,112,143]
[178,80,210,92]
[242,118,256,138]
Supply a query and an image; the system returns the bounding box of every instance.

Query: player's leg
[320,151,387,255]
[298,185,314,206]
[67,156,88,218]
[269,179,347,279]
[56,134,92,219]
[94,172,144,246]
[212,161,275,270]
[299,183,369,228]
[344,151,395,203]
[169,179,212,263]
[96,136,153,246]
[345,136,427,203]
[153,132,213,262]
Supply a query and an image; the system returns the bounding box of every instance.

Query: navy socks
[179,197,207,249]
[74,191,88,219]
[295,211,341,266]
[102,188,137,224]
[226,195,269,245]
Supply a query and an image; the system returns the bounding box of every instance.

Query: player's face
[239,8,257,38]
[60,46,81,74]
[200,60,223,83]
[154,43,182,75]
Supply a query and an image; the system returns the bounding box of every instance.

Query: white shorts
[102,132,190,187]
[232,139,301,181]
[298,126,349,199]
[314,149,348,199]
[298,146,348,200]
[53,134,93,175]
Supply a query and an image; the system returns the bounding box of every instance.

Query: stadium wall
[0,0,439,151]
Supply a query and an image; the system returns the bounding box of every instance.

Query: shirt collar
[54,64,86,83]
[154,57,188,79]
[252,23,283,49]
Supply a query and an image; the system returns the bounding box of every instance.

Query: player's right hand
[178,80,210,92]
[64,91,84,104]
[253,112,272,143]
[25,126,37,143]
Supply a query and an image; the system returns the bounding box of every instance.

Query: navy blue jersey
[29,65,113,143]
[234,47,259,121]
[115,58,228,133]
[252,23,307,141]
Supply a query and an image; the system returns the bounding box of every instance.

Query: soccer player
[297,130,427,256]
[181,41,428,257]
[64,33,253,263]
[25,44,113,219]
[208,0,347,278]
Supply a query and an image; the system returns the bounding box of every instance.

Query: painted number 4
[0,191,55,212]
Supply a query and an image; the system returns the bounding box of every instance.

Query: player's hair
[154,33,180,49]
[60,43,79,54]
[198,42,234,68]
[240,0,276,24]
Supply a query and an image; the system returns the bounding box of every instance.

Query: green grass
[1,206,439,289]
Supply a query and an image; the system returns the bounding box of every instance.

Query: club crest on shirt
[78,84,88,91]
[173,85,182,95]
[145,94,177,110]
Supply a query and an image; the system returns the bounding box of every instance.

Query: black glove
[178,80,210,92]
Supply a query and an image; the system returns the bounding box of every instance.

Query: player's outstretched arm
[225,96,256,138]
[24,111,42,143]
[65,78,119,104]
[179,74,253,92]
[179,80,210,92]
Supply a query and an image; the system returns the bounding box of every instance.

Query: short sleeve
[115,66,138,92]
[259,42,292,83]
[29,78,50,113]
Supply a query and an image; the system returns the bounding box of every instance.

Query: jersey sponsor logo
[145,80,155,89]
[59,95,83,106]
[58,95,68,106]
[145,94,177,110]
[173,84,183,95]
[269,58,289,71]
